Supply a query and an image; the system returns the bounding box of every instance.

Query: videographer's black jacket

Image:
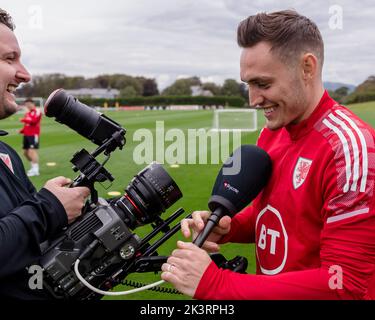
[0,137,68,299]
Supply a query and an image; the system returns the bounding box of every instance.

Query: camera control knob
[119,243,136,260]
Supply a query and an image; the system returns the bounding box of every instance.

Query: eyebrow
[241,76,274,84]
[1,49,20,58]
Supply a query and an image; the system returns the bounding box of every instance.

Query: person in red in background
[161,10,375,299]
[20,98,41,176]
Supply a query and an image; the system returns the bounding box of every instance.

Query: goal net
[212,109,257,132]
[16,97,44,114]
[16,97,44,108]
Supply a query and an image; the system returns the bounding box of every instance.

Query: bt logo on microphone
[223,181,239,194]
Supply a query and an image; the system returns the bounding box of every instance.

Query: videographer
[161,10,375,299]
[0,9,90,299]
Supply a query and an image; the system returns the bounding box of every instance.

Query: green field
[1,101,374,300]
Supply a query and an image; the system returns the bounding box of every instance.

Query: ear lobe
[302,53,317,80]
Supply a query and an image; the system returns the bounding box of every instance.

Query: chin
[265,122,281,131]
[3,103,18,117]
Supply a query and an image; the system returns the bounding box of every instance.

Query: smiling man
[0,9,90,299]
[162,10,375,299]
[0,18,30,118]
[240,40,323,131]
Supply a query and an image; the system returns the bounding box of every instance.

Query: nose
[15,62,31,84]
[249,88,265,108]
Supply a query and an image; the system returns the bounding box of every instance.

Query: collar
[0,130,8,136]
[285,90,335,141]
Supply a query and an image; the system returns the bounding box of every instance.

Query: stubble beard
[0,97,18,120]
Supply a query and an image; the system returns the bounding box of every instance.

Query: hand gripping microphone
[193,144,272,247]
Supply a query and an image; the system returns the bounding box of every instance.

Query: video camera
[38,89,248,300]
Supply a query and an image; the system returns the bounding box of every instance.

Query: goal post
[212,108,258,132]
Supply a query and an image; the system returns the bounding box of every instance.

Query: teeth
[7,85,17,93]
[264,106,275,114]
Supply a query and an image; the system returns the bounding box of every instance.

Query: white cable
[74,259,165,296]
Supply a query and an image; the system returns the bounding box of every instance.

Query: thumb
[74,186,91,197]
[48,176,72,187]
[219,215,231,228]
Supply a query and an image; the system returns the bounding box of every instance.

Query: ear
[301,53,318,81]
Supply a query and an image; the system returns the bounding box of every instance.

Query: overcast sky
[1,0,374,89]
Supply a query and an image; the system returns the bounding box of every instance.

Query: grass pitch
[1,101,374,300]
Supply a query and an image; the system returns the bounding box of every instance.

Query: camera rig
[38,89,248,300]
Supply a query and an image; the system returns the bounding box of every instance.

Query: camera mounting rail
[130,210,191,274]
[70,129,126,204]
[128,212,248,275]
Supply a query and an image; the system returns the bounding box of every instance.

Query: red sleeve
[21,110,41,125]
[195,211,375,299]
[194,262,346,300]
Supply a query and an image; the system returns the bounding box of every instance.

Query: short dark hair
[0,8,15,30]
[25,98,35,104]
[237,10,324,69]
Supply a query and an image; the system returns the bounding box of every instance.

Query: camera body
[41,198,140,299]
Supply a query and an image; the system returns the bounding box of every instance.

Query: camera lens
[44,89,125,146]
[115,162,182,229]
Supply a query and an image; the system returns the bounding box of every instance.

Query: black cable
[122,279,182,295]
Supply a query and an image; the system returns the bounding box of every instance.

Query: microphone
[193,145,272,247]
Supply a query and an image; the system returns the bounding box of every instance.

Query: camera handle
[69,130,125,204]
[70,149,114,204]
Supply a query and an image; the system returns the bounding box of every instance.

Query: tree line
[16,74,248,100]
[16,73,375,106]
[328,76,375,104]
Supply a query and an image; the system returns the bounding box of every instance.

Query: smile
[6,84,17,94]
[263,105,277,116]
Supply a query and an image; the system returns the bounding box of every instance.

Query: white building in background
[64,88,120,99]
[190,85,214,97]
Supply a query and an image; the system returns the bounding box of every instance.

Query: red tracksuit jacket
[20,108,42,136]
[195,91,375,300]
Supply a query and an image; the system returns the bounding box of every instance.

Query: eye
[258,83,270,89]
[5,56,15,64]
